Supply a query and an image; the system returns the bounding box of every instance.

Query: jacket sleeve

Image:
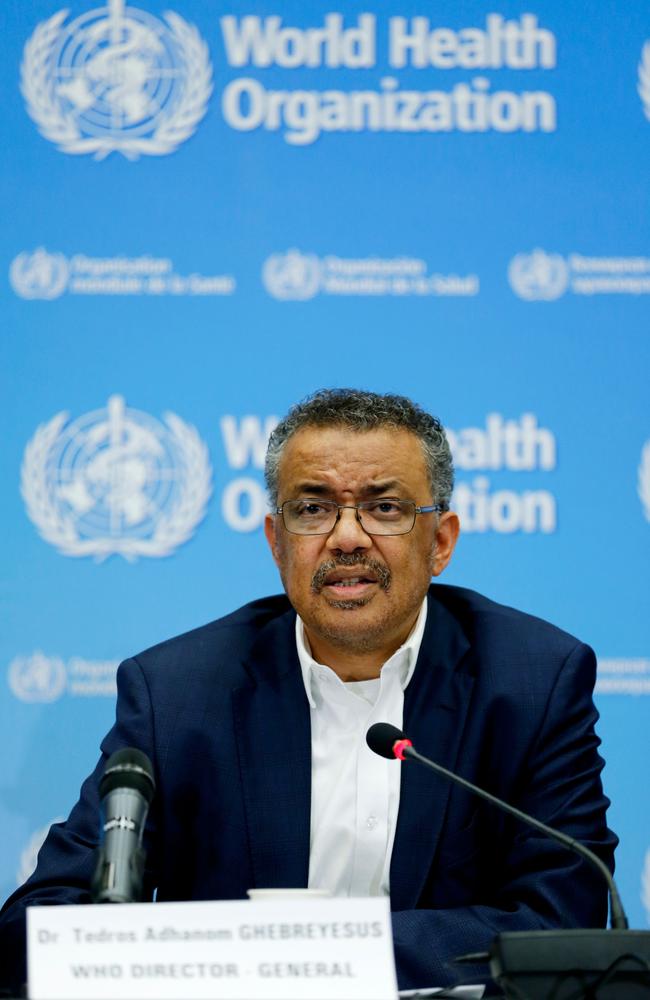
[390,642,618,990]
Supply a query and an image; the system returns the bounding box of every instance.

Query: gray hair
[264,388,454,509]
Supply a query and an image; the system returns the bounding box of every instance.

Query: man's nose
[325,507,372,552]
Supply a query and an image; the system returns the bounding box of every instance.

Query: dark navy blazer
[0,585,617,990]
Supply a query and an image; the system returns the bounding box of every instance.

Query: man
[0,388,616,992]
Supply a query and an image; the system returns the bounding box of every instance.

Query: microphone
[90,747,155,904]
[366,721,627,928]
[366,723,650,997]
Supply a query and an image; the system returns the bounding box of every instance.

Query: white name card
[27,897,398,999]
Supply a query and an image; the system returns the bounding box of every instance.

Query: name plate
[27,897,398,999]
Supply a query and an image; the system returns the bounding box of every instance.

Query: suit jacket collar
[231,588,474,901]
[231,607,312,889]
[390,590,473,908]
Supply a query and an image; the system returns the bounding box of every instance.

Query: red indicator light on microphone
[392,738,412,761]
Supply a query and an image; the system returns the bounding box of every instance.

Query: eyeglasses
[276,499,445,536]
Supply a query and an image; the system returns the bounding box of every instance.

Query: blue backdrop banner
[1,0,649,929]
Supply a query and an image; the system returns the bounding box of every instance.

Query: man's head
[264,389,459,675]
[265,388,454,512]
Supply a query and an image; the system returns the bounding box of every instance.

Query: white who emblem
[262,249,322,300]
[638,42,650,123]
[508,249,569,301]
[8,652,67,703]
[21,0,213,159]
[9,248,69,299]
[643,847,650,926]
[21,395,212,560]
[638,441,650,524]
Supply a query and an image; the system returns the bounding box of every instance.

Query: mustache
[310,554,391,593]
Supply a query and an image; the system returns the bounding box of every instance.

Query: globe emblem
[508,249,569,301]
[262,249,322,300]
[638,41,650,124]
[638,441,650,524]
[643,848,650,926]
[21,1,213,159]
[21,395,212,560]
[8,652,67,703]
[9,248,69,300]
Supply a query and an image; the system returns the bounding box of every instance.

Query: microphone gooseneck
[365,721,628,931]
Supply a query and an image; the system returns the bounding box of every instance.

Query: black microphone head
[366,722,406,759]
[99,747,155,802]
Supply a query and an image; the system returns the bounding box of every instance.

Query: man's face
[264,425,459,667]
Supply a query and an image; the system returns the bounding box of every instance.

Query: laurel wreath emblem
[21,9,213,159]
[642,847,650,926]
[638,441,650,523]
[8,651,68,703]
[21,409,212,561]
[263,251,323,301]
[508,250,568,302]
[638,42,650,123]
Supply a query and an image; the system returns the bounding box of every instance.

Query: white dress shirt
[296,598,428,897]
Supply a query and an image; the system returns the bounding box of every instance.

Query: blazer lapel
[231,609,312,889]
[389,590,475,909]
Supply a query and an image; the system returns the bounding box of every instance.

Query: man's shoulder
[429,583,587,657]
[128,594,295,678]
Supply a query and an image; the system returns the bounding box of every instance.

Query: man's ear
[264,513,280,566]
[432,512,460,577]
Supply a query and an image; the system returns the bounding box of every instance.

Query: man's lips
[311,556,391,594]
[323,570,378,586]
[323,576,377,597]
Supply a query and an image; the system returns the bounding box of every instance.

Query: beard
[310,552,391,608]
[298,553,394,649]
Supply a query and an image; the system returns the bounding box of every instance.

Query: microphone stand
[367,723,650,1000]
[401,745,650,1000]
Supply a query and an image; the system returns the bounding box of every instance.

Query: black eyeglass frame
[275,499,447,536]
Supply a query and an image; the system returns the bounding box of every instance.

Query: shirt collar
[296,597,428,709]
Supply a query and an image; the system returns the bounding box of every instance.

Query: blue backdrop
[2,0,649,929]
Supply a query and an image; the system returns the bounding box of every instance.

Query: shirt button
[366,815,378,831]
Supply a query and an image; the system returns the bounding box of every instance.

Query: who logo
[8,652,67,703]
[263,249,322,300]
[21,0,212,159]
[639,441,650,525]
[638,42,650,125]
[508,249,569,301]
[643,847,650,927]
[10,248,69,299]
[21,395,212,560]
